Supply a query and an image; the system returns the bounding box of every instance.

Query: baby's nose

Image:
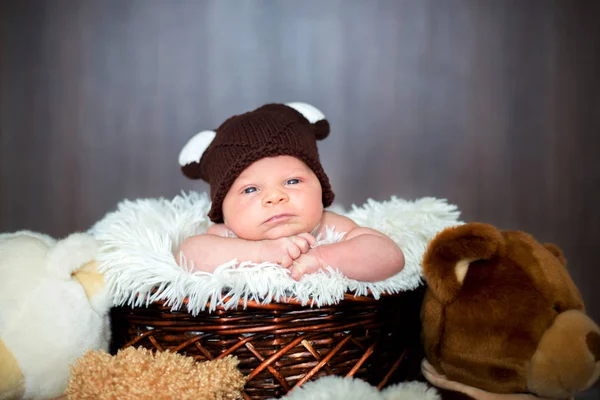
[263,190,288,205]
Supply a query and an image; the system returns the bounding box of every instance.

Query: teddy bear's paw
[0,337,25,400]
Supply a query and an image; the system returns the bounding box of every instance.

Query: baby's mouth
[264,214,293,224]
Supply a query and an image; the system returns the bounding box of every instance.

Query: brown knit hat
[178,102,335,223]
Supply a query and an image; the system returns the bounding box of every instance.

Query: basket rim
[143,290,407,311]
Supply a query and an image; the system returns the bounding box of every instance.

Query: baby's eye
[243,187,258,194]
[285,179,300,185]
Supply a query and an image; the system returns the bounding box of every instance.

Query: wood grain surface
[1,0,598,323]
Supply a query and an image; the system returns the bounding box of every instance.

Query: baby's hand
[289,249,326,281]
[259,233,316,268]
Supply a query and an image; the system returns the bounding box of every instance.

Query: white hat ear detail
[178,130,217,166]
[285,102,325,124]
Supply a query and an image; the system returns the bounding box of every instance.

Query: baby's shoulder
[206,223,235,237]
[321,211,359,233]
[321,212,389,241]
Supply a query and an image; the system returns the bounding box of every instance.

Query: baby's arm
[290,212,404,281]
[179,224,315,273]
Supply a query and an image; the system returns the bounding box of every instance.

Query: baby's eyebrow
[230,177,256,188]
[286,168,310,175]
[233,180,254,187]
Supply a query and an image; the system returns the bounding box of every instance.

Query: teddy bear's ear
[543,243,567,267]
[422,223,506,304]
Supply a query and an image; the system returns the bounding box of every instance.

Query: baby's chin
[238,224,312,241]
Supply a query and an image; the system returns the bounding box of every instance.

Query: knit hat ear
[178,130,217,179]
[286,102,330,140]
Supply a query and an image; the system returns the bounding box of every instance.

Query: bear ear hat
[285,102,325,123]
[286,101,330,140]
[178,102,328,168]
[178,130,217,167]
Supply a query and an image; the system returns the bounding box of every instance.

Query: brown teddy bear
[420,222,600,399]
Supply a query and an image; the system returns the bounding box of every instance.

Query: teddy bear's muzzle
[527,309,600,399]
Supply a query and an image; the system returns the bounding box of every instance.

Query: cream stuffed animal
[0,231,110,400]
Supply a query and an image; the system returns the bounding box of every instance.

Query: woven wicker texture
[111,288,425,399]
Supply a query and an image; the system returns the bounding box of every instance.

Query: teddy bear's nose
[587,331,600,362]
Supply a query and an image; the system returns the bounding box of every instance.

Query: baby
[178,102,404,281]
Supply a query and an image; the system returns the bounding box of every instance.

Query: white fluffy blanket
[90,192,461,315]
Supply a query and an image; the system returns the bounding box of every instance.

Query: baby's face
[222,155,324,240]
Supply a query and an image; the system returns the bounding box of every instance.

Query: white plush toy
[0,231,111,400]
[276,376,440,400]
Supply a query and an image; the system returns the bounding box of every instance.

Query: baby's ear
[422,223,505,304]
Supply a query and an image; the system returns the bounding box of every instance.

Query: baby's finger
[297,232,317,247]
[290,263,305,281]
[281,255,293,269]
[291,236,310,254]
[287,240,302,259]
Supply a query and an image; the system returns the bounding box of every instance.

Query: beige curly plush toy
[67,347,246,400]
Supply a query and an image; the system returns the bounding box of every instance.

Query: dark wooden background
[1,0,599,326]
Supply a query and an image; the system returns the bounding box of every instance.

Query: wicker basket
[110,287,425,399]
